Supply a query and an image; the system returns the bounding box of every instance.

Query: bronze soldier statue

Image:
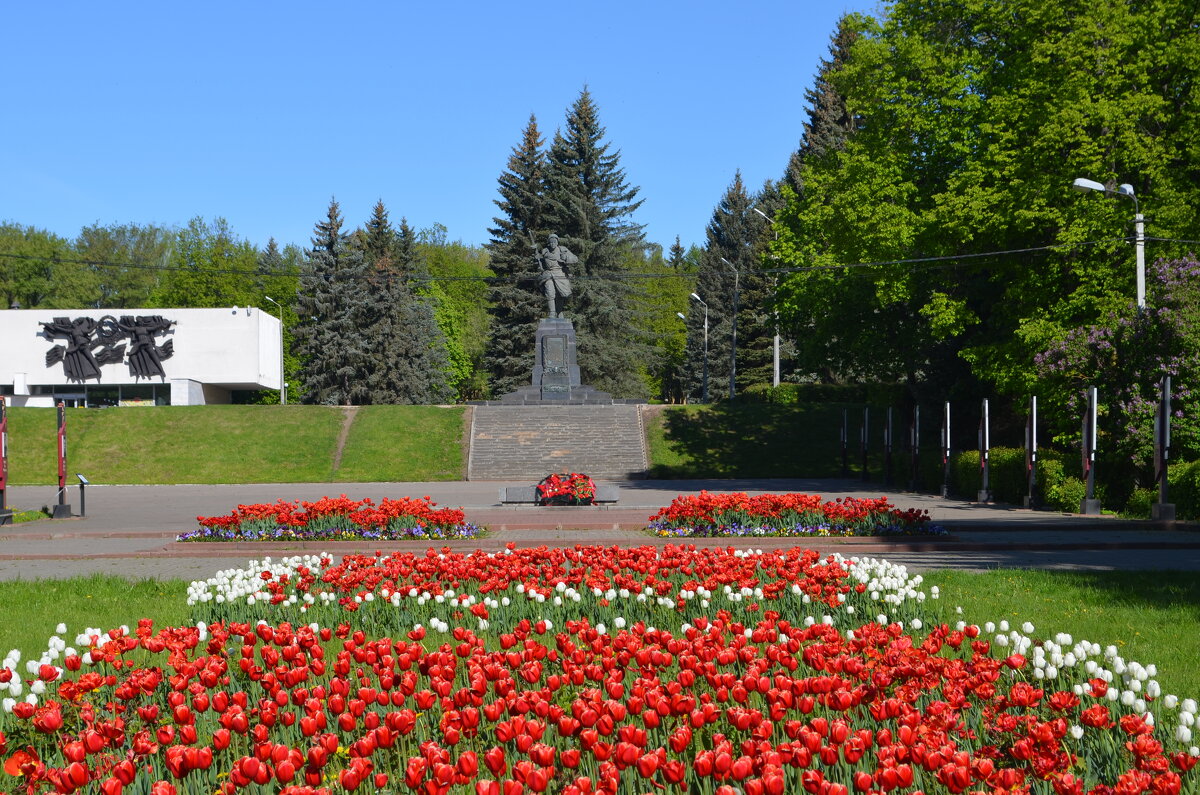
[536,233,577,318]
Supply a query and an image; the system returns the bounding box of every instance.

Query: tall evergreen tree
[354,202,453,404]
[543,88,649,397]
[292,199,372,405]
[783,15,863,197]
[485,115,549,396]
[682,172,772,400]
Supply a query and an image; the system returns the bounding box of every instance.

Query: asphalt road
[2,478,1198,581]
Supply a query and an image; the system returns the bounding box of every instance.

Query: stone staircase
[467,405,648,480]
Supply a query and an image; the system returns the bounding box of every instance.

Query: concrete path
[2,478,1199,581]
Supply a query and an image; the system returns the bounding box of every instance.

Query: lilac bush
[1035,256,1200,498]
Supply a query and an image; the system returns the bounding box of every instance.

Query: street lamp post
[263,296,287,405]
[719,257,740,401]
[752,207,782,388]
[687,293,709,403]
[1071,177,1145,310]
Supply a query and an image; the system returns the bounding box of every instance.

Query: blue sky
[2,2,874,254]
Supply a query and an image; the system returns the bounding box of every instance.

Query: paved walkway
[2,478,1199,581]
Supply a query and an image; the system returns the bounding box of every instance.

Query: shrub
[1122,487,1154,519]
[741,382,907,406]
[1168,459,1200,520]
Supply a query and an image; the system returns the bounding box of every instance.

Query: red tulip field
[1,544,1197,794]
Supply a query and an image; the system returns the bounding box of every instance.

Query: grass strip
[0,575,190,662]
[922,568,1200,700]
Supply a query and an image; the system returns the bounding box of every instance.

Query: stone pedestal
[532,318,581,400]
[1151,502,1176,521]
[496,318,619,405]
[1079,498,1102,515]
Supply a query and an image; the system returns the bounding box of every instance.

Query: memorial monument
[495,233,615,404]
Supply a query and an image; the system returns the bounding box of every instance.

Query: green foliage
[683,173,775,400]
[485,115,549,397]
[950,448,1019,503]
[71,222,173,308]
[647,403,857,479]
[293,200,373,405]
[0,222,72,308]
[941,446,1096,511]
[349,207,454,405]
[1122,487,1155,519]
[741,382,908,406]
[772,0,1200,405]
[544,88,651,398]
[1034,258,1200,503]
[1167,460,1200,520]
[628,241,694,401]
[419,226,492,401]
[149,217,260,308]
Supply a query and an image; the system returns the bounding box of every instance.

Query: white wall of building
[1,307,281,406]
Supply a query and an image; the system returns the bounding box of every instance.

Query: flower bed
[649,491,945,537]
[3,545,1197,795]
[536,473,596,506]
[179,494,482,542]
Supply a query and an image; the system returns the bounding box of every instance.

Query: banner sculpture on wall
[42,315,175,382]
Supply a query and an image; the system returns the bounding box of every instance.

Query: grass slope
[334,405,466,482]
[6,405,465,485]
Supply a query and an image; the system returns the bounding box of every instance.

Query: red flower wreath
[536,472,596,505]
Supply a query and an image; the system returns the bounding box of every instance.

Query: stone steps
[467,405,648,481]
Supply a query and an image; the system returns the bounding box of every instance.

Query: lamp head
[1117,183,1136,198]
[676,312,686,321]
[690,292,702,302]
[1072,177,1106,193]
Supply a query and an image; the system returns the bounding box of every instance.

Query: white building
[1,307,282,407]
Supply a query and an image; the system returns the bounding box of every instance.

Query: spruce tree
[354,202,453,404]
[682,172,773,400]
[543,88,649,397]
[783,15,863,196]
[293,199,372,405]
[485,115,549,396]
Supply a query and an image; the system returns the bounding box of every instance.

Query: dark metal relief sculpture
[42,315,175,382]
[120,316,174,379]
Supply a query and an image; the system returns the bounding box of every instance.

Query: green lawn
[921,569,1200,700]
[5,405,466,485]
[0,576,190,664]
[333,405,466,482]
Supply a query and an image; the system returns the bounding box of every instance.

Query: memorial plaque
[544,336,566,367]
[541,335,570,398]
